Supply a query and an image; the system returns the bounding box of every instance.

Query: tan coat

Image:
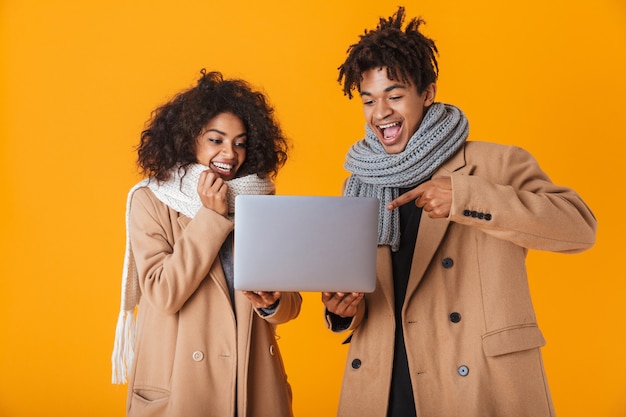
[329,141,597,417]
[127,187,301,417]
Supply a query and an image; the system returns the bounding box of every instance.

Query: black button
[477,212,484,219]
[463,209,471,217]
[449,312,461,323]
[442,258,454,268]
[351,359,361,369]
[485,213,492,221]
[471,211,478,218]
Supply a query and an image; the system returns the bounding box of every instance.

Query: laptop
[233,195,379,293]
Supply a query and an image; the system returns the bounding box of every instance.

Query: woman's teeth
[212,162,233,172]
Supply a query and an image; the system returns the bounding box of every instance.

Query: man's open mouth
[378,121,402,139]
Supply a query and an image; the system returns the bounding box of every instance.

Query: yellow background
[1,0,625,416]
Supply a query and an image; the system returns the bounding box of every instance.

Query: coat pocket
[129,385,169,417]
[482,324,546,357]
[132,385,170,403]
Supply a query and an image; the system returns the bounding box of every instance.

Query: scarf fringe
[111,167,275,385]
[111,309,136,384]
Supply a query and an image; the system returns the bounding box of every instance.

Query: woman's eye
[235,141,247,148]
[209,138,222,144]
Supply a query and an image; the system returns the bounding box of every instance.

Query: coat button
[471,211,478,218]
[442,257,454,268]
[463,209,471,217]
[351,359,362,369]
[458,365,469,376]
[192,351,204,362]
[485,213,492,221]
[449,312,461,323]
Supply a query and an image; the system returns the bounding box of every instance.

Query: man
[322,6,597,417]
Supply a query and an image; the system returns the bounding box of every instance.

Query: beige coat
[127,187,301,417]
[328,141,597,417]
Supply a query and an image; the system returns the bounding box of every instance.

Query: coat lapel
[405,145,468,299]
[404,214,449,297]
[376,246,395,312]
[176,214,233,300]
[234,290,254,328]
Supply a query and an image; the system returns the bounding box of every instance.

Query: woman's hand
[197,170,229,216]
[242,291,281,310]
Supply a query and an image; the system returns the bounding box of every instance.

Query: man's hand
[387,177,452,218]
[322,292,364,318]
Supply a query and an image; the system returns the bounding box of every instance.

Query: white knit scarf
[111,164,275,384]
[343,102,469,251]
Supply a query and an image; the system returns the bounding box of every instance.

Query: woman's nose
[220,142,235,157]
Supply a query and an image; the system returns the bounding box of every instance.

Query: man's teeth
[213,162,233,171]
[379,122,400,129]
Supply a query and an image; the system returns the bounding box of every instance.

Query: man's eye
[363,100,374,106]
[389,96,402,101]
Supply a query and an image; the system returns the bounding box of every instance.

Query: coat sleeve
[324,300,366,333]
[256,292,302,324]
[448,144,597,253]
[129,187,234,314]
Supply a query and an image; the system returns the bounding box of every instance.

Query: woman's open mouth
[211,161,235,177]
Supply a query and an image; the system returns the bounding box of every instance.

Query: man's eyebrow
[360,84,407,96]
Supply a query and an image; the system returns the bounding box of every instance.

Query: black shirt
[388,190,422,417]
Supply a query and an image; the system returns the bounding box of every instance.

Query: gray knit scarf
[344,102,469,251]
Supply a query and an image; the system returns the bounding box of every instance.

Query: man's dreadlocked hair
[338,6,439,99]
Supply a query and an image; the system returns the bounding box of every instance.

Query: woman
[112,69,301,417]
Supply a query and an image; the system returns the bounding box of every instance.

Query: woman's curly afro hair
[137,69,288,182]
[338,6,439,99]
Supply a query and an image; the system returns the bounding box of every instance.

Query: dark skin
[322,176,452,317]
[324,65,455,317]
[198,169,281,310]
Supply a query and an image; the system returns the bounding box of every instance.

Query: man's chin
[380,138,408,154]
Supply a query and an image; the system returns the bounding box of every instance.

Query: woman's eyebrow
[206,128,247,139]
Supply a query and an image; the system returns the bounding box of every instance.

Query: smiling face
[195,112,247,180]
[359,67,436,154]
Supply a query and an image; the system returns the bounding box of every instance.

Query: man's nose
[374,101,392,120]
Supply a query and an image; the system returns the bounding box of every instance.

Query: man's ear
[424,83,437,105]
